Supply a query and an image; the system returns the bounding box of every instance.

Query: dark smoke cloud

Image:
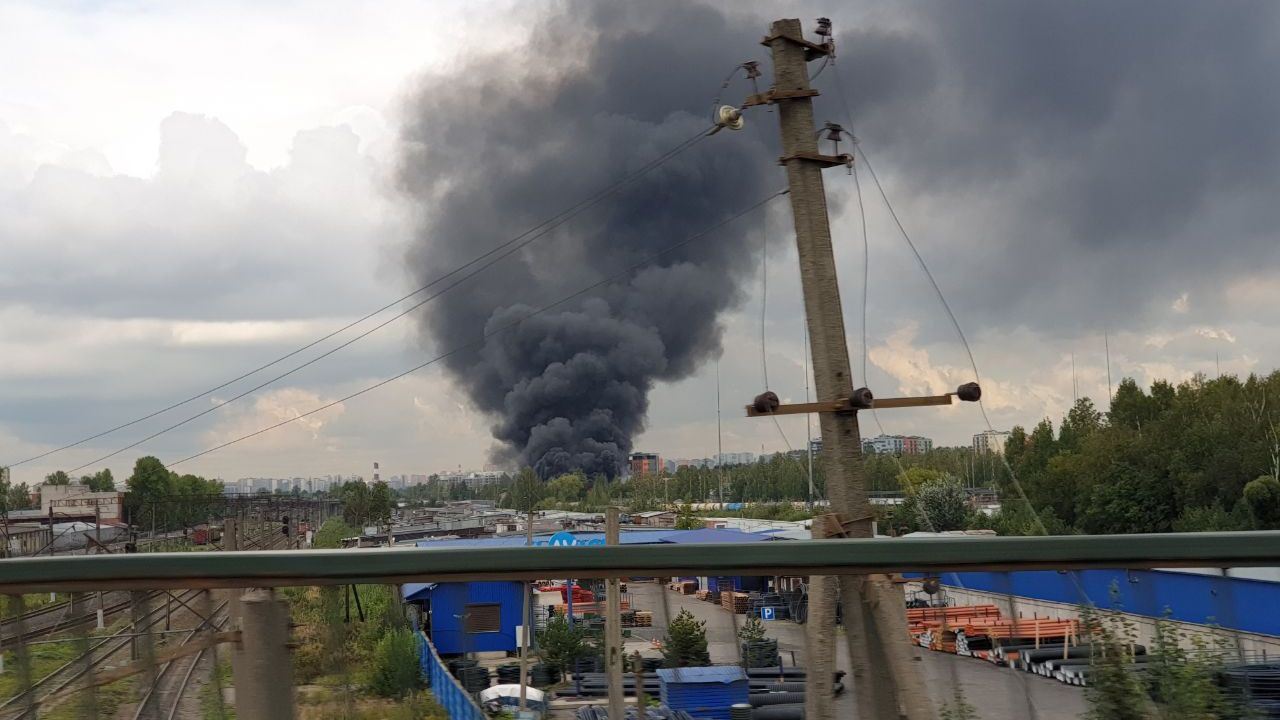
[398,1,782,477]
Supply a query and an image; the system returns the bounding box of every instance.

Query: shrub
[367,627,423,698]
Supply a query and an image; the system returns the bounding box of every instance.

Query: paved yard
[627,581,1088,720]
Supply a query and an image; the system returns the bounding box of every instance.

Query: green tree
[313,518,358,549]
[511,467,543,513]
[915,477,968,531]
[44,470,72,485]
[1243,475,1280,529]
[1171,502,1249,532]
[368,481,393,526]
[897,467,946,489]
[1058,397,1103,452]
[537,615,593,674]
[0,466,35,512]
[545,472,586,503]
[126,456,175,529]
[81,469,116,492]
[737,616,767,644]
[662,610,710,668]
[674,504,702,530]
[1079,462,1174,534]
[340,481,372,527]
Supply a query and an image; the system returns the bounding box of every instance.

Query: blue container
[656,666,749,720]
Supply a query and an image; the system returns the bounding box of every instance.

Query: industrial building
[627,452,662,477]
[402,581,526,655]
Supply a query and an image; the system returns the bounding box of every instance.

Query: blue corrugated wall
[426,581,525,655]
[918,569,1280,636]
[658,673,749,720]
[416,631,485,720]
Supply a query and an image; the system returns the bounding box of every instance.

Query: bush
[367,627,423,698]
[663,610,710,668]
[313,518,358,549]
[1081,587,1149,720]
[1244,475,1280,529]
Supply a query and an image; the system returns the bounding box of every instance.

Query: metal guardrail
[0,531,1278,593]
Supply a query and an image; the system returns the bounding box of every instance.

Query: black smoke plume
[397,2,781,477]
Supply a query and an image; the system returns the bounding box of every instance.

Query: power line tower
[740,17,981,719]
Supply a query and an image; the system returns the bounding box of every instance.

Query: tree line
[409,372,1280,537]
[995,372,1280,535]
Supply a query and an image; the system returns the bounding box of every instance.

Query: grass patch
[200,659,234,720]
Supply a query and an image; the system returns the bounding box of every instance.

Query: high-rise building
[973,430,1011,455]
[628,452,662,477]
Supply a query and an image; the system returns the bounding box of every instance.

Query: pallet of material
[667,581,698,595]
[906,604,1002,624]
[722,591,750,614]
[551,600,631,617]
[632,611,653,627]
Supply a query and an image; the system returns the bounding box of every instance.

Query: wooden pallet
[721,591,749,614]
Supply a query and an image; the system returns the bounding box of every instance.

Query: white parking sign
[761,607,775,620]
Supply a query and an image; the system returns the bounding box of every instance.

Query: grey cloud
[0,113,395,321]
[822,1,1280,337]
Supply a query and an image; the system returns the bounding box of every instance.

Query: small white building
[40,484,124,522]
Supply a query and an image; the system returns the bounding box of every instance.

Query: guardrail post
[132,590,157,719]
[7,594,34,715]
[232,589,294,719]
[605,507,625,720]
[71,591,99,717]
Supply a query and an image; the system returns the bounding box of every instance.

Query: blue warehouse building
[402,581,525,655]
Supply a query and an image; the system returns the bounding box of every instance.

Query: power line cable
[828,55,1081,717]
[11,124,715,470]
[167,189,789,468]
[65,127,711,473]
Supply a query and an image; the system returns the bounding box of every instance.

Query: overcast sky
[2,0,1278,485]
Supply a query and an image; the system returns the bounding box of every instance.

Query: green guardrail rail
[0,532,1277,593]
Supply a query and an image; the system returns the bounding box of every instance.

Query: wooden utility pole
[764,17,933,719]
[604,507,625,720]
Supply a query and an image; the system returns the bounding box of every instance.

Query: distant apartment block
[861,434,933,455]
[434,470,508,487]
[973,430,1011,455]
[716,452,756,467]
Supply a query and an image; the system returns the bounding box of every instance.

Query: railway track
[0,589,205,717]
[130,601,229,720]
[1,529,286,651]
[0,524,297,717]
[0,591,138,650]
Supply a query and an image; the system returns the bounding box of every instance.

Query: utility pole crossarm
[744,382,981,416]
